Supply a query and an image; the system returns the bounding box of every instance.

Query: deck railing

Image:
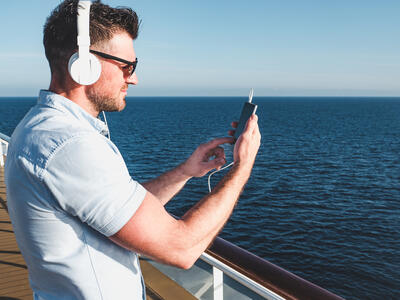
[149,216,344,300]
[203,237,344,300]
[0,131,344,300]
[0,132,10,167]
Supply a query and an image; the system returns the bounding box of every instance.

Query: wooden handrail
[206,237,344,300]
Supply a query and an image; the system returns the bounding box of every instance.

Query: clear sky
[0,0,399,97]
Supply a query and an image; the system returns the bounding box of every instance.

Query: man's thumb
[214,157,226,168]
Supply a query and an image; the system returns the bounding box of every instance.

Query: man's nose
[126,72,138,85]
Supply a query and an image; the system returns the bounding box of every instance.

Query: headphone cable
[208,161,234,193]
[102,111,111,140]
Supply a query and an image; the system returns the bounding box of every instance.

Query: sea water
[1,96,399,300]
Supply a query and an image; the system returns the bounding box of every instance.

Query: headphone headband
[77,1,91,54]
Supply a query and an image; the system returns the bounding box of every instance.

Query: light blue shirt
[5,90,147,299]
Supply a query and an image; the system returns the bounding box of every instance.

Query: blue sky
[0,0,399,97]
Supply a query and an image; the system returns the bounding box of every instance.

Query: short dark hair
[43,0,140,80]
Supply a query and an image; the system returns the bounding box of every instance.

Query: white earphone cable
[102,111,111,140]
[208,161,234,193]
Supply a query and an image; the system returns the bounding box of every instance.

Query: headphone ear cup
[68,52,101,85]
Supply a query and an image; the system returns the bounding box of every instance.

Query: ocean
[1,96,399,300]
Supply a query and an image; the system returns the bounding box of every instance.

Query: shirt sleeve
[43,133,146,237]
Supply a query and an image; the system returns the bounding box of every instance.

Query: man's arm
[110,115,261,269]
[142,137,232,205]
[141,165,190,206]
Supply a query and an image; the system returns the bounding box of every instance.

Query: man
[5,0,261,299]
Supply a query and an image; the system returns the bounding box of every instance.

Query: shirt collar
[38,90,109,137]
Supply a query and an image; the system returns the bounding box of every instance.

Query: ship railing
[0,132,10,167]
[0,131,344,300]
[146,235,344,300]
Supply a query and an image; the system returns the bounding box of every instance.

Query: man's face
[86,32,138,113]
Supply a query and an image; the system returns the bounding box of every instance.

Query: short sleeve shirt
[5,90,147,299]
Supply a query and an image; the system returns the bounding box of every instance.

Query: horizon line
[1,95,400,98]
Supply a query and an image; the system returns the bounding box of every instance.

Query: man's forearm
[142,163,191,205]
[176,163,252,264]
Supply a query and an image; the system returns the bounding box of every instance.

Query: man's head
[44,0,140,114]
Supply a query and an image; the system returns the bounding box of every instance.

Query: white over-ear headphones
[68,1,101,85]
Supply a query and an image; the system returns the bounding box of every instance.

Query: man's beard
[86,87,126,113]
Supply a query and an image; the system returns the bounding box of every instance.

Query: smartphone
[234,89,257,141]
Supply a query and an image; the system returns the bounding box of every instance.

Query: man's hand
[181,137,234,178]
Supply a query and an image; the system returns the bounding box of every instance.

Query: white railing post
[0,141,4,167]
[201,252,285,300]
[213,266,223,300]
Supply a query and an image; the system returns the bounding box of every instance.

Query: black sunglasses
[90,50,138,76]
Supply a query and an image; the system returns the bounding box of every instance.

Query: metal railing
[149,215,344,300]
[0,133,10,167]
[147,236,345,300]
[203,237,344,300]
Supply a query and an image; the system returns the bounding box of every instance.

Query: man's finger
[205,146,225,160]
[214,157,226,170]
[204,157,226,171]
[214,146,225,158]
[203,137,234,149]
